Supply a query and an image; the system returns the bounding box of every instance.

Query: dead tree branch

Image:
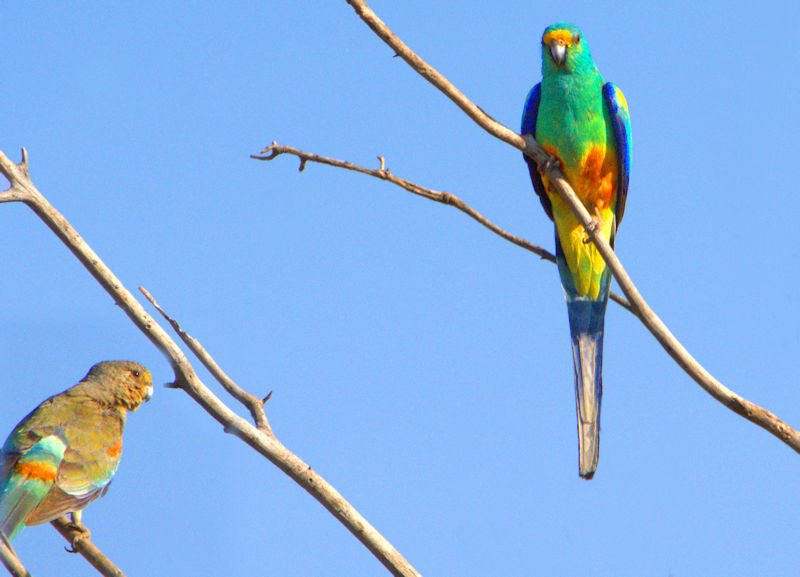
[0,148,421,577]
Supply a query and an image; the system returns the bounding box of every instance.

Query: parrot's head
[541,23,593,75]
[85,360,154,411]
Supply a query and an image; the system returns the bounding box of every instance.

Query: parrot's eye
[132,370,140,377]
[574,33,581,44]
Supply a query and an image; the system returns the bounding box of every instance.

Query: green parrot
[0,361,153,542]
[521,23,631,479]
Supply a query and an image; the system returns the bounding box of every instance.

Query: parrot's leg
[593,206,604,227]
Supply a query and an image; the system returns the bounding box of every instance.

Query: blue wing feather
[521,82,540,137]
[602,82,631,228]
[520,83,553,221]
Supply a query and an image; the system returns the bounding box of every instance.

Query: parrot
[0,360,153,543]
[521,23,631,479]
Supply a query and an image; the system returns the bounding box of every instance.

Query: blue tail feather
[566,296,607,479]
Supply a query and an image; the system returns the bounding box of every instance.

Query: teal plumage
[0,361,152,541]
[522,23,631,479]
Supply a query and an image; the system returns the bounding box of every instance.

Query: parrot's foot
[540,154,560,174]
[583,207,605,243]
[64,518,91,554]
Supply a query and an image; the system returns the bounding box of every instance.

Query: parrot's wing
[24,485,105,526]
[521,83,554,221]
[602,82,631,228]
[0,435,66,540]
[25,445,116,526]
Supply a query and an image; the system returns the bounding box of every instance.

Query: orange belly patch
[541,144,617,210]
[580,146,616,208]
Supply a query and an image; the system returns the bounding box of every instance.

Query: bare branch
[0,148,421,577]
[341,0,800,453]
[253,142,552,258]
[344,1,526,154]
[252,142,633,312]
[0,536,30,577]
[50,517,125,577]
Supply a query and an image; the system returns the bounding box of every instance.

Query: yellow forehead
[543,29,578,46]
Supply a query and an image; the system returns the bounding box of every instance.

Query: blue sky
[2,1,799,575]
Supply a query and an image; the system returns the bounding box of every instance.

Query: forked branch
[139,287,274,436]
[0,148,421,577]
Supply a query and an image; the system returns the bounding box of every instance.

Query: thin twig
[0,535,30,577]
[341,0,800,453]
[252,142,633,312]
[50,517,125,577]
[139,287,274,436]
[0,148,421,577]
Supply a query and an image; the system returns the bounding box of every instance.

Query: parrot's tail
[0,435,67,541]
[566,297,607,480]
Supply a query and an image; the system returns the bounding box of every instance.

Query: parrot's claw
[63,521,91,554]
